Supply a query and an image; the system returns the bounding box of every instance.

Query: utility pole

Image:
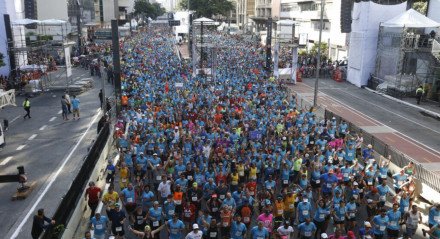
[313,0,325,107]
[111,20,121,115]
[76,0,82,55]
[265,17,272,72]
[200,21,204,69]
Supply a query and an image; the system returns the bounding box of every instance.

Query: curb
[363,87,440,119]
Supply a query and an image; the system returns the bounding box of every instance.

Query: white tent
[12,19,41,25]
[193,17,214,23]
[41,19,67,25]
[381,9,440,28]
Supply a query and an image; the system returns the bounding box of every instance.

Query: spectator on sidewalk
[71,95,81,120]
[61,95,69,121]
[64,91,72,113]
[416,85,424,105]
[31,208,55,239]
[23,98,31,119]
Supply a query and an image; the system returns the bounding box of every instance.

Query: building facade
[236,0,256,31]
[278,0,348,61]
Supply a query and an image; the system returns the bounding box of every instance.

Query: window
[281,3,299,12]
[313,21,331,31]
[299,2,319,11]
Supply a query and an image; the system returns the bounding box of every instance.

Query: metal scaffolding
[8,19,71,92]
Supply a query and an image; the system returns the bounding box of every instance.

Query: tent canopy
[193,17,214,23]
[381,9,440,28]
[12,18,41,25]
[40,19,67,25]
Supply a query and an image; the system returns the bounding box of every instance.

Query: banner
[274,42,279,78]
[291,47,298,83]
[299,33,308,46]
[65,47,72,77]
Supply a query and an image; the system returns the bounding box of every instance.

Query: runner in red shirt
[84,181,101,219]
[182,201,197,229]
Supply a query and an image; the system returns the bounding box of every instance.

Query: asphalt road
[0,67,114,238]
[301,78,440,170]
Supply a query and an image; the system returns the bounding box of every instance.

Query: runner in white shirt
[185,224,203,239]
[277,221,294,239]
[158,176,172,202]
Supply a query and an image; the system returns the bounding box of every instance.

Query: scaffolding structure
[375,25,440,99]
[8,19,71,92]
[274,20,299,82]
[191,19,217,79]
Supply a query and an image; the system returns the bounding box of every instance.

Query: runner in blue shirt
[167,214,185,239]
[428,204,440,228]
[231,216,247,239]
[250,221,269,239]
[372,209,389,239]
[90,213,108,239]
[319,169,338,197]
[298,218,317,239]
[297,194,312,223]
[386,203,402,239]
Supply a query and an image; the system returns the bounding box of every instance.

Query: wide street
[0,67,114,238]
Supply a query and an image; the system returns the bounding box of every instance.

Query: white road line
[28,134,37,140]
[57,110,62,114]
[39,125,47,131]
[49,117,57,122]
[16,145,26,150]
[10,116,20,123]
[0,156,13,166]
[10,110,102,239]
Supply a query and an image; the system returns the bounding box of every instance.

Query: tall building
[250,0,272,31]
[278,0,348,61]
[36,0,69,20]
[24,0,38,19]
[236,0,256,31]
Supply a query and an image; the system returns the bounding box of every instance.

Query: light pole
[313,0,325,107]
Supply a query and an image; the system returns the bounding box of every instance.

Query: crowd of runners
[85,25,440,239]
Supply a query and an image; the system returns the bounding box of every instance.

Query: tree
[412,0,428,15]
[133,0,166,20]
[310,42,329,60]
[178,0,235,19]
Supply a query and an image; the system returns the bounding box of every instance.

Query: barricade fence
[42,122,110,239]
[324,109,440,193]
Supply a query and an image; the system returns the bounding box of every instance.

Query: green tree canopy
[133,0,166,20]
[310,42,329,60]
[178,0,235,19]
[412,0,428,15]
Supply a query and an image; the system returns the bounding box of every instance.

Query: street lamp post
[313,0,325,107]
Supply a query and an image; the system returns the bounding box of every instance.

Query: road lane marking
[10,110,102,239]
[10,116,20,123]
[39,125,47,130]
[0,156,13,166]
[28,134,37,140]
[57,110,62,114]
[49,117,57,122]
[16,145,26,150]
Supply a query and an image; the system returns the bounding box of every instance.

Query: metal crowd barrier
[42,122,110,239]
[324,109,440,193]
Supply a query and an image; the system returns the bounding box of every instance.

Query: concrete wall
[61,128,114,239]
[37,0,68,20]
